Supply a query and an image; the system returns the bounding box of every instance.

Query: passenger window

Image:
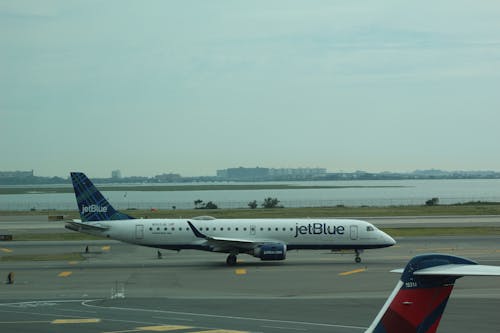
[228,227,231,231]
[236,227,239,231]
[275,227,278,231]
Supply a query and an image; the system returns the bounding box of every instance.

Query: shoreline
[2,202,500,219]
[0,183,405,195]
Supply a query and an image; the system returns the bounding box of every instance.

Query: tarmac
[0,217,500,333]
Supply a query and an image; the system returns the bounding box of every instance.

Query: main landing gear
[226,253,238,266]
[355,249,362,263]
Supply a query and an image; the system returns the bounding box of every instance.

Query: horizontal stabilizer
[65,221,109,232]
[413,264,500,276]
[391,263,500,276]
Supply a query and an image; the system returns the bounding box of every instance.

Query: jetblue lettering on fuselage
[81,205,108,214]
[294,223,345,238]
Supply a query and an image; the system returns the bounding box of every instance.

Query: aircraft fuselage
[76,217,394,251]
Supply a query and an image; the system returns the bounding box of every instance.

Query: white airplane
[66,172,395,265]
[365,253,500,333]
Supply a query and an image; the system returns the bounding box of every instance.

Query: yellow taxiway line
[339,268,366,276]
[52,318,101,324]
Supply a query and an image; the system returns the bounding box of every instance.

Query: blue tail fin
[70,172,134,222]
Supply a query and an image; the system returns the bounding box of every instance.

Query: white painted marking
[0,300,99,307]
[262,325,308,331]
[82,300,366,330]
[152,316,194,322]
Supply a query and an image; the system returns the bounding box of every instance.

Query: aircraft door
[135,224,144,240]
[250,225,256,236]
[350,225,358,240]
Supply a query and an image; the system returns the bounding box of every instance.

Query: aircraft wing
[65,220,110,232]
[391,264,500,276]
[187,221,268,251]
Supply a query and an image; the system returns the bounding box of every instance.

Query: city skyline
[2,167,500,181]
[2,1,500,178]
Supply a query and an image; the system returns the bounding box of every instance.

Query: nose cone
[382,231,396,247]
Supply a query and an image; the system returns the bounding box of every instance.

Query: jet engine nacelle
[253,243,286,261]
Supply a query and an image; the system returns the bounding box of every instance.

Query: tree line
[194,197,283,209]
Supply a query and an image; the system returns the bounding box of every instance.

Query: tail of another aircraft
[70,172,134,222]
[366,253,500,333]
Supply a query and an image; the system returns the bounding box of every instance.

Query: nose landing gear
[355,249,363,263]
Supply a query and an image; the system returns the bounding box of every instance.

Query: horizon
[3,167,500,179]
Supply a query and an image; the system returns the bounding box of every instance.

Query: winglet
[187,221,208,239]
[366,254,500,333]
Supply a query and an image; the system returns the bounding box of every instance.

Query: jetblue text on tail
[81,205,108,214]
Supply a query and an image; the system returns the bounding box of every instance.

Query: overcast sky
[1,1,500,178]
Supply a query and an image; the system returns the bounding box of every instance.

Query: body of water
[1,179,500,211]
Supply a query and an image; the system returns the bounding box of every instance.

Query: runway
[1,234,500,333]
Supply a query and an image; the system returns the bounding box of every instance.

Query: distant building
[0,170,34,178]
[154,173,182,182]
[216,167,327,181]
[111,170,122,179]
[217,167,269,181]
[268,167,327,178]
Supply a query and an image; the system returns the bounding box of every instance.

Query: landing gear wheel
[355,249,362,263]
[226,254,237,266]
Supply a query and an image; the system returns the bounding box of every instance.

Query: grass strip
[8,233,104,241]
[3,203,500,219]
[382,227,500,237]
